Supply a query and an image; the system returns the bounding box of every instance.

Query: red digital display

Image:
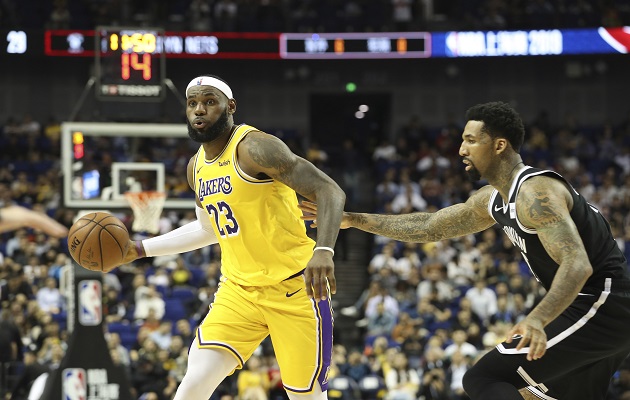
[95,27,165,100]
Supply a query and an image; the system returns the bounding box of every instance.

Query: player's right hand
[304,250,336,301]
[299,201,351,229]
[120,240,142,264]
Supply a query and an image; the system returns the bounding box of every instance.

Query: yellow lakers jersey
[193,124,315,286]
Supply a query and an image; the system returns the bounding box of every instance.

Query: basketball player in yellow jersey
[121,75,346,400]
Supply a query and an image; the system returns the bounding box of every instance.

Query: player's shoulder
[519,174,569,197]
[467,185,494,204]
[239,129,289,153]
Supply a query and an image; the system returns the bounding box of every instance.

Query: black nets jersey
[488,166,630,294]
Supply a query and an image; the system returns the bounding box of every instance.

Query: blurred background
[1,0,630,399]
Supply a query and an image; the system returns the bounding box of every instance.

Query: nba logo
[62,368,87,400]
[79,280,102,326]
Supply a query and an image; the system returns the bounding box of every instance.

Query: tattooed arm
[238,131,346,299]
[506,176,592,361]
[329,185,496,242]
[238,131,345,246]
[517,176,592,324]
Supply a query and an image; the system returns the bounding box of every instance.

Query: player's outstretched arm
[0,205,68,237]
[300,185,496,243]
[121,156,219,264]
[506,176,592,361]
[238,131,346,300]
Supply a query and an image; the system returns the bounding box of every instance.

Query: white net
[124,191,166,234]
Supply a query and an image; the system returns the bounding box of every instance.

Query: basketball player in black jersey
[300,101,630,400]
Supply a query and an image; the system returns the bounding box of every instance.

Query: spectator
[444,329,478,360]
[416,263,453,303]
[364,285,399,320]
[107,332,131,367]
[368,242,398,275]
[366,302,397,338]
[103,287,126,323]
[447,350,472,400]
[134,286,165,321]
[339,349,372,384]
[35,277,62,314]
[174,318,195,347]
[384,352,420,400]
[464,278,498,325]
[237,355,270,400]
[149,321,173,350]
[418,367,449,400]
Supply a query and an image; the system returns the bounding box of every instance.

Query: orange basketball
[67,212,130,272]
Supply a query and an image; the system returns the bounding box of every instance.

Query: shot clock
[95,27,166,101]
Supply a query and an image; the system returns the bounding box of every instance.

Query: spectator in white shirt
[444,329,478,359]
[364,285,399,320]
[465,279,498,325]
[134,285,166,320]
[36,277,62,314]
[368,242,397,275]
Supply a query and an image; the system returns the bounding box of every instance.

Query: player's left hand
[304,251,336,302]
[0,205,68,237]
[505,316,547,361]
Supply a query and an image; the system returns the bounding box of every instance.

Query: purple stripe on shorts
[315,297,333,392]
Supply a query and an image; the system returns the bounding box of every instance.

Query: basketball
[67,212,130,272]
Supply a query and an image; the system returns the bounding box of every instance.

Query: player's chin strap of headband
[185,76,233,99]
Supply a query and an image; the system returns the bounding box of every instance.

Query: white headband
[186,76,233,99]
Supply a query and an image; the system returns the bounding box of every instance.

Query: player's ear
[228,99,237,114]
[495,138,508,154]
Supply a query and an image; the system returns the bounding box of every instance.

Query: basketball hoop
[124,191,166,234]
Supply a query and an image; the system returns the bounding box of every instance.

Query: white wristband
[314,246,335,256]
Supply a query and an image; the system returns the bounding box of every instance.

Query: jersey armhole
[233,129,274,184]
[488,189,498,223]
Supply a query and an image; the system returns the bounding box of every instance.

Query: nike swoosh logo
[494,205,504,213]
[286,288,302,297]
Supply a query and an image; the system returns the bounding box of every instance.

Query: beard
[187,107,230,143]
[465,164,482,182]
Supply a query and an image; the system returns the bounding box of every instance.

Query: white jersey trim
[517,366,553,397]
[526,386,558,400]
[497,278,611,354]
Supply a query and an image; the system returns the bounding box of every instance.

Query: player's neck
[491,158,524,202]
[203,124,236,159]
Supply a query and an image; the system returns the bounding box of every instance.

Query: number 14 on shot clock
[95,26,166,101]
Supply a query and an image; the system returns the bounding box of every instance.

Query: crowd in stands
[1,0,628,33]
[1,108,630,400]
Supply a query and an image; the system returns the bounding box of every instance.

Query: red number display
[121,53,152,80]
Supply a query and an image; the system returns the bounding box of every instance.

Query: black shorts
[472,279,630,400]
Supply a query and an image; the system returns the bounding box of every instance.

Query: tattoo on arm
[518,179,592,325]
[347,186,496,242]
[518,180,584,265]
[244,134,337,200]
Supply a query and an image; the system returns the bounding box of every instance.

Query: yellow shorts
[195,274,334,394]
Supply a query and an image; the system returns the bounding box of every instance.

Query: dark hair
[465,101,525,152]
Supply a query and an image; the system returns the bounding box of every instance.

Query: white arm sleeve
[141,206,218,257]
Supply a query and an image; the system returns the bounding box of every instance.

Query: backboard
[61,122,196,209]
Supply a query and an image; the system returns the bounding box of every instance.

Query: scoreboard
[95,27,166,100]
[280,32,431,59]
[8,27,623,62]
[2,27,628,102]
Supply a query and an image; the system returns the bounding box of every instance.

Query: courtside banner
[432,27,630,57]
